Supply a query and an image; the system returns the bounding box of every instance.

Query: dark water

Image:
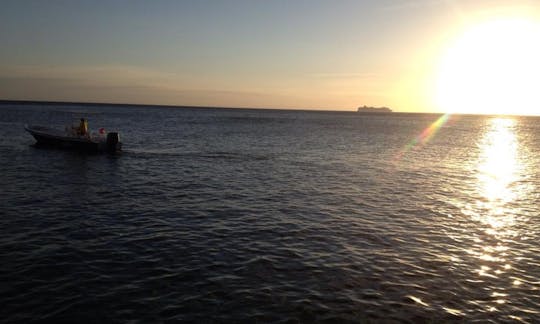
[1,102,540,323]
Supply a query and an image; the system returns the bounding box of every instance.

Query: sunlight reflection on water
[466,117,532,315]
[475,118,520,230]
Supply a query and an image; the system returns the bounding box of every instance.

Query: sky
[1,0,540,113]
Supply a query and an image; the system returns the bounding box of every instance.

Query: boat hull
[25,125,122,153]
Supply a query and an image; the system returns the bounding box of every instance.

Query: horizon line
[0,98,402,114]
[1,99,537,117]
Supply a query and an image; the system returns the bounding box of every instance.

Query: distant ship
[357,106,392,113]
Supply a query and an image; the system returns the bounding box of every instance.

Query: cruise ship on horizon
[357,106,392,113]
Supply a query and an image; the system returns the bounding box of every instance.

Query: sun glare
[434,17,540,116]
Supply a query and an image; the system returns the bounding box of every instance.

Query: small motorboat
[25,124,122,153]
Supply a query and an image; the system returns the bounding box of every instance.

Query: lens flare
[397,114,450,159]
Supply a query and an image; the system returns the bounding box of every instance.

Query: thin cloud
[307,72,383,80]
[0,64,180,87]
[380,0,451,12]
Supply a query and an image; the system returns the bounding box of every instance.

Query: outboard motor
[106,132,120,152]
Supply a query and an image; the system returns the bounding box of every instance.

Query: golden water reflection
[478,119,518,199]
[466,117,528,313]
[473,118,522,234]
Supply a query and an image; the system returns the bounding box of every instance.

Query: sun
[434,17,540,116]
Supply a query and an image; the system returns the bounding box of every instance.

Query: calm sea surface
[1,102,540,323]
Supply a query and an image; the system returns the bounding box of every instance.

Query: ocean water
[1,102,540,323]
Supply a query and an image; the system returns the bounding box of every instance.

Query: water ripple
[1,105,540,322]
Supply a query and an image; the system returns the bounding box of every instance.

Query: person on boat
[78,118,88,136]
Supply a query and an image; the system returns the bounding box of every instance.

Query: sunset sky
[1,0,540,114]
